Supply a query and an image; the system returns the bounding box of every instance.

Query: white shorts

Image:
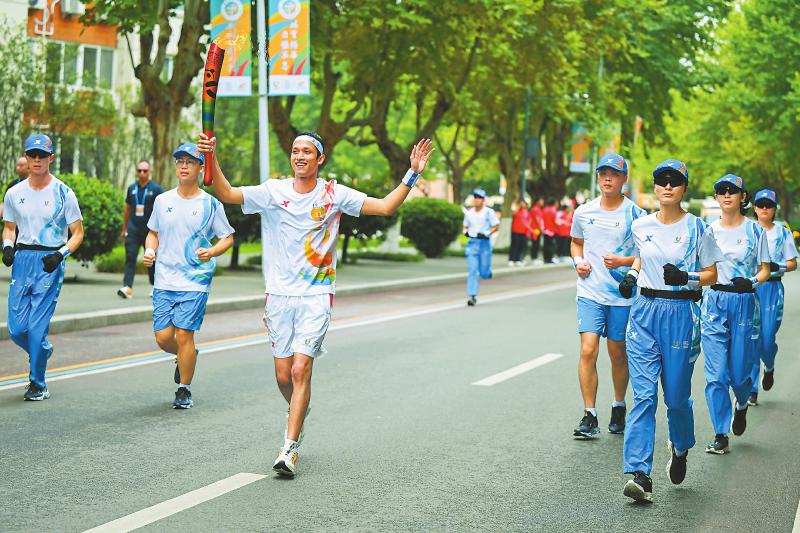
[265,293,333,358]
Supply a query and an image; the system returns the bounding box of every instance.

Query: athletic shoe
[666,442,687,485]
[284,406,311,446]
[573,411,600,439]
[705,434,729,454]
[747,392,758,406]
[172,386,193,409]
[623,472,653,502]
[117,286,133,299]
[508,261,515,267]
[273,443,298,477]
[762,369,774,391]
[732,405,748,436]
[608,405,626,434]
[23,382,50,401]
[467,296,477,306]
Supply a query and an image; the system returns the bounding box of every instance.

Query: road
[1,267,799,532]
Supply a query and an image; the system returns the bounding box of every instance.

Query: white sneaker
[508,261,515,267]
[273,443,298,477]
[117,286,133,299]
[284,405,311,445]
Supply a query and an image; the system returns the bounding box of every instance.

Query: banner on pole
[268,0,310,95]
[210,0,252,96]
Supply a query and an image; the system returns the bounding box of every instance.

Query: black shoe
[172,386,193,409]
[705,434,729,454]
[732,405,747,436]
[762,369,774,391]
[747,392,758,406]
[623,472,653,502]
[23,382,50,401]
[666,443,687,485]
[608,405,626,434]
[467,296,477,306]
[573,411,600,438]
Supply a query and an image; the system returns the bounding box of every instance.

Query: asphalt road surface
[1,267,799,532]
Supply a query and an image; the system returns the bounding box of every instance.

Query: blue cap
[472,188,487,199]
[754,189,777,205]
[173,142,205,164]
[24,133,54,154]
[714,174,745,192]
[596,153,628,175]
[653,159,688,182]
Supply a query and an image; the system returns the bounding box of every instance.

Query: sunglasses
[653,172,686,188]
[714,185,741,196]
[175,158,199,166]
[754,200,776,209]
[25,150,50,159]
[136,168,149,173]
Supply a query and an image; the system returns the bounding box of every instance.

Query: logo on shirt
[44,200,49,207]
[588,218,596,225]
[280,200,290,208]
[674,236,683,244]
[644,234,654,243]
[192,210,198,216]
[166,207,173,213]
[736,238,743,245]
[18,198,25,205]
[614,221,620,227]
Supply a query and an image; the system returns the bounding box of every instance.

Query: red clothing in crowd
[556,210,573,238]
[529,204,544,238]
[511,207,532,236]
[542,204,558,237]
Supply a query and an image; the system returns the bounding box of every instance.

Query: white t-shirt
[241,178,367,296]
[3,176,82,247]
[571,197,646,306]
[764,223,798,278]
[463,207,499,237]
[710,218,770,284]
[632,212,723,291]
[148,189,234,293]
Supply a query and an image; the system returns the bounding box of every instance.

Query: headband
[293,135,324,155]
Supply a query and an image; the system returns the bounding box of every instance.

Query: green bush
[95,245,147,274]
[348,250,424,262]
[60,173,123,264]
[399,198,464,258]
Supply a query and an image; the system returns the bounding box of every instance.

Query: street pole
[520,88,531,200]
[257,0,270,285]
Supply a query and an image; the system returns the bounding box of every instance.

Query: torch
[202,43,225,186]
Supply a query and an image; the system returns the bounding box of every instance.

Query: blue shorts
[152,289,209,332]
[576,297,631,341]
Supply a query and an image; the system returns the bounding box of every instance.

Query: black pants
[558,236,571,257]
[509,233,528,262]
[543,235,555,263]
[123,227,155,288]
[530,236,540,260]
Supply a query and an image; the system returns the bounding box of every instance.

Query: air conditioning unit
[28,0,45,9]
[61,0,85,16]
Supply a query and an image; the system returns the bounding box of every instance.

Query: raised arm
[361,139,434,216]
[197,133,245,205]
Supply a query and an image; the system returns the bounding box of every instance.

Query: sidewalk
[0,253,570,338]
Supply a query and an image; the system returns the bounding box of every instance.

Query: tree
[82,0,209,187]
[0,18,41,188]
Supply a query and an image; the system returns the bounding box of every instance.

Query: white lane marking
[793,496,800,533]
[83,472,266,532]
[0,281,574,392]
[472,353,565,386]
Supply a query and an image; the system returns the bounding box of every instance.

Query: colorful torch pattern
[202,43,225,186]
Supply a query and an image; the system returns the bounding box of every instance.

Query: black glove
[618,274,637,299]
[731,276,753,292]
[464,231,470,238]
[42,252,64,273]
[2,246,14,267]
[769,262,781,272]
[663,263,688,286]
[477,233,490,240]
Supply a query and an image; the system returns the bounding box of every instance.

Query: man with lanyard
[747,189,797,405]
[197,131,434,477]
[570,154,645,438]
[2,134,84,401]
[463,188,499,306]
[118,160,163,299]
[142,143,234,409]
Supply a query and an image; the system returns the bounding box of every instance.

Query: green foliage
[348,250,423,263]
[399,198,463,258]
[60,173,123,264]
[94,245,146,273]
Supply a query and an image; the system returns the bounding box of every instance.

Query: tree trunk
[341,233,351,265]
[148,105,182,187]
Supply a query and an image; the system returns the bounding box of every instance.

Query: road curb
[0,262,570,339]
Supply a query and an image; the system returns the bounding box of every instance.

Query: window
[41,41,114,90]
[99,49,114,89]
[82,46,97,87]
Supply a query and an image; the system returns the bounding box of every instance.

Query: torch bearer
[202,43,225,186]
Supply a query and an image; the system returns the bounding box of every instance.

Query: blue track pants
[465,238,492,296]
[749,280,783,392]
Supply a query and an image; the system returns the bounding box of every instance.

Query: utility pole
[257,0,270,285]
[520,88,532,200]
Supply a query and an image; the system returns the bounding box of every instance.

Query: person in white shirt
[462,188,499,306]
[2,134,84,401]
[701,175,770,454]
[616,159,723,502]
[570,154,645,438]
[197,130,434,477]
[142,143,234,410]
[747,189,798,404]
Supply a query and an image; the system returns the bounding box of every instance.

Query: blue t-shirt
[126,180,163,231]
